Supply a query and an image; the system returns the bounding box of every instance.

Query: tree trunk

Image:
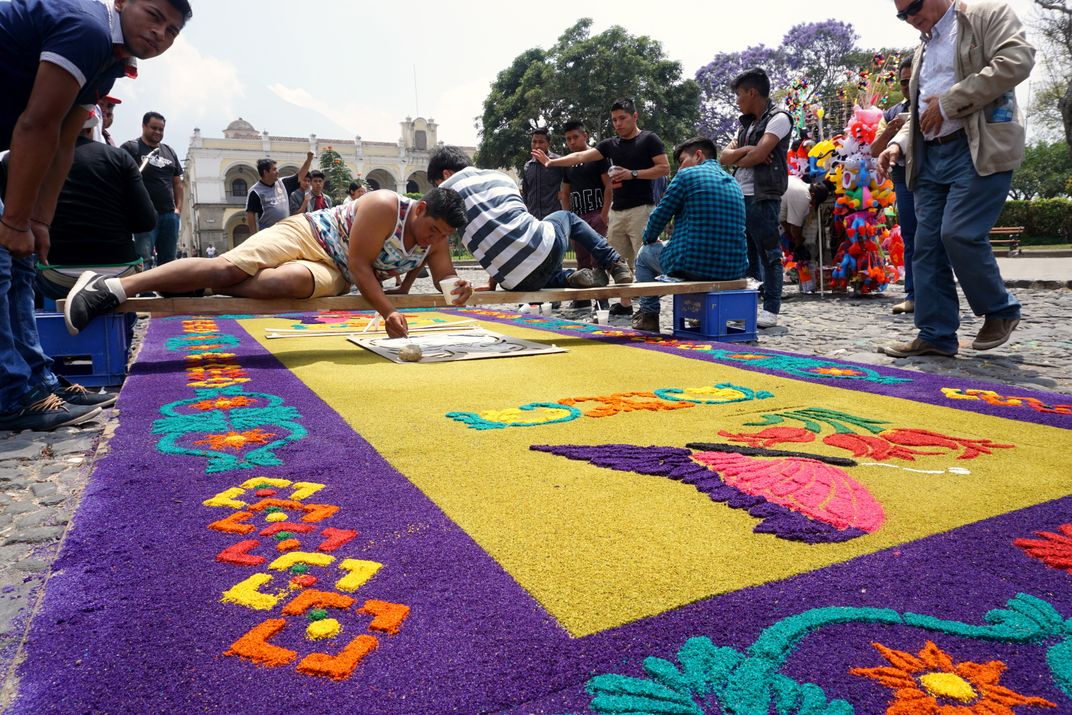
[1061,79,1072,160]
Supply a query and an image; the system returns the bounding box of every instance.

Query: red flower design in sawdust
[193,429,275,452]
[718,426,816,449]
[1015,524,1072,575]
[852,641,1056,713]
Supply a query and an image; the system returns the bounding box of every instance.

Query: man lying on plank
[64,188,469,338]
[427,145,634,292]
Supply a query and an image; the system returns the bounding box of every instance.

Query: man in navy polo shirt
[0,0,191,432]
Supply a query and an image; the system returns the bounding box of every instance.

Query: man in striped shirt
[428,146,632,292]
[631,137,748,332]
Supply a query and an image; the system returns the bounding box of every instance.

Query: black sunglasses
[896,0,926,21]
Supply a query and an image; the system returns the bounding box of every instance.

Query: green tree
[1032,0,1072,156]
[475,19,700,171]
[318,146,354,205]
[1009,140,1072,198]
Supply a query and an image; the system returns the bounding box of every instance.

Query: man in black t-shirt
[121,111,184,268]
[48,122,156,267]
[534,98,669,315]
[561,120,613,310]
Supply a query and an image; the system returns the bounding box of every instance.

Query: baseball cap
[100,95,123,105]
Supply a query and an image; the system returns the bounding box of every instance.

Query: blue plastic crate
[672,289,758,342]
[35,312,134,386]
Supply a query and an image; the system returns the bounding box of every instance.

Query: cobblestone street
[2,277,1069,707]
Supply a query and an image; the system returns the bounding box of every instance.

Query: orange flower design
[852,641,1056,714]
[190,396,258,412]
[194,429,276,452]
[813,367,864,377]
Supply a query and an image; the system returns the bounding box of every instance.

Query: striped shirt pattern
[642,160,748,280]
[441,167,555,290]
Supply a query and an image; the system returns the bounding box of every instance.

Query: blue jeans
[511,211,622,290]
[0,199,58,414]
[135,210,180,268]
[912,138,1019,352]
[892,168,916,300]
[744,196,783,314]
[635,242,664,314]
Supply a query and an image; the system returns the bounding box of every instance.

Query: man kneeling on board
[64,188,469,338]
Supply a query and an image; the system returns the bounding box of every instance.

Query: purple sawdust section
[8,318,572,714]
[515,495,1072,714]
[459,308,1072,430]
[531,444,866,543]
[11,316,1072,714]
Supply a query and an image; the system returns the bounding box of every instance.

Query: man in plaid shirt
[631,137,748,332]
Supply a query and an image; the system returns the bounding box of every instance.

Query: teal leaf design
[586,674,702,714]
[1047,637,1072,701]
[571,595,1070,715]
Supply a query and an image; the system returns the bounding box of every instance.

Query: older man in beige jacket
[877,0,1033,358]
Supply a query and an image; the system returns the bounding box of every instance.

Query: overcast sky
[105,0,1045,158]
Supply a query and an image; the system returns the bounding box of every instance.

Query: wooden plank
[57,280,748,316]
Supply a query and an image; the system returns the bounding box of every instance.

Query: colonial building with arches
[179,117,478,254]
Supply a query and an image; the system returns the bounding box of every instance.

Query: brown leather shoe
[878,338,957,358]
[972,317,1019,350]
[891,299,915,314]
[631,311,660,333]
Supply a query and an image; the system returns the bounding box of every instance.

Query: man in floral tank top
[64,189,470,339]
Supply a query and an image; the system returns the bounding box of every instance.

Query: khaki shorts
[222,215,349,298]
[606,204,653,268]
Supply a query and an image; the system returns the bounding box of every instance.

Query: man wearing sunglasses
[876,0,1034,358]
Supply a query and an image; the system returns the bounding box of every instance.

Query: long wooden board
[56,280,748,316]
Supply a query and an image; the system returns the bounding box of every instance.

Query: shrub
[996,199,1072,243]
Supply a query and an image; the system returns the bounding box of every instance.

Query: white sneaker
[757,309,779,328]
[746,278,763,290]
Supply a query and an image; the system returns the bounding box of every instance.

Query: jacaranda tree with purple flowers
[696,20,860,145]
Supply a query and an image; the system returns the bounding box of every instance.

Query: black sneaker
[0,393,103,433]
[53,377,118,408]
[65,272,120,336]
[609,303,633,317]
[568,300,592,309]
[609,259,634,285]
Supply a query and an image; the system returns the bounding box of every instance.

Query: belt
[925,128,966,146]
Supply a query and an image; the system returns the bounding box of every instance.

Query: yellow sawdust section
[242,316,1070,638]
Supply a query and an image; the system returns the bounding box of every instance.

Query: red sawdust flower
[194,429,276,451]
[1015,524,1072,575]
[851,640,1056,713]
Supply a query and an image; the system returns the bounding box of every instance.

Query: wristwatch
[630,170,638,179]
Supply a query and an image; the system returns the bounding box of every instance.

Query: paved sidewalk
[996,255,1072,287]
[2,272,1070,709]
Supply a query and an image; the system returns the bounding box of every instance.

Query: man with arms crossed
[534,98,668,316]
[720,68,793,329]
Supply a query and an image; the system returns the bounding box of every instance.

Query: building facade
[180,117,476,254]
